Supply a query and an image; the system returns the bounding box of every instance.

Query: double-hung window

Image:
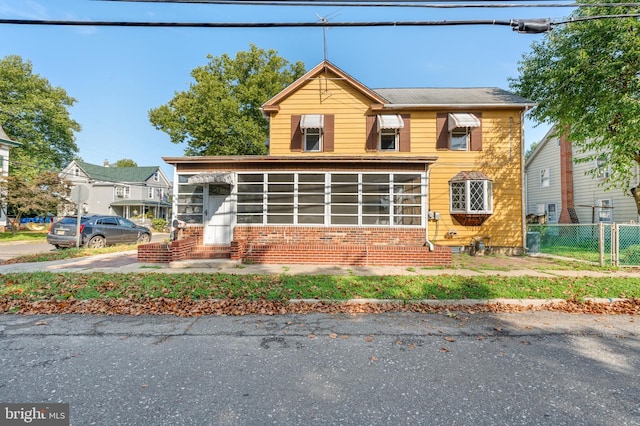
[377,115,404,151]
[300,114,324,152]
[540,168,550,188]
[448,113,480,151]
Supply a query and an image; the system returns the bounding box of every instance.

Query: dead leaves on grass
[1,298,639,316]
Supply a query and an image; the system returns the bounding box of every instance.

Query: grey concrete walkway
[2,250,640,279]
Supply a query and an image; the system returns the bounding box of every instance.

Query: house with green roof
[60,160,171,220]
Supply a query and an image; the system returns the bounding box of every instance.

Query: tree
[2,172,72,229]
[0,55,81,177]
[149,44,306,156]
[114,158,138,167]
[510,0,640,211]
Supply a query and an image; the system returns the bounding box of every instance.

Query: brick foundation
[138,225,452,266]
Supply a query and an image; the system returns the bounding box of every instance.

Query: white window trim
[115,185,130,198]
[546,203,558,223]
[449,127,470,151]
[540,168,550,188]
[449,180,493,214]
[303,128,323,152]
[597,199,613,222]
[595,157,612,180]
[379,128,399,152]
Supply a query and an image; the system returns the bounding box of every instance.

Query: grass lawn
[1,272,638,304]
[0,231,48,242]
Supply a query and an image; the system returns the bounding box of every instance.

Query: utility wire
[97,0,640,8]
[0,13,638,29]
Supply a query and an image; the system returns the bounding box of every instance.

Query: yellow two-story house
[158,61,533,266]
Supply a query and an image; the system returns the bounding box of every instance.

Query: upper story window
[540,168,550,187]
[291,114,334,153]
[300,114,324,152]
[148,188,154,199]
[377,115,404,151]
[153,171,159,182]
[595,156,612,180]
[437,112,482,151]
[115,185,130,198]
[366,114,410,152]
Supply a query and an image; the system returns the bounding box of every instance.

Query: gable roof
[0,124,21,148]
[525,125,559,169]
[262,60,535,113]
[75,160,160,183]
[262,60,388,113]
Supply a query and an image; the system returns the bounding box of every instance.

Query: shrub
[151,218,167,232]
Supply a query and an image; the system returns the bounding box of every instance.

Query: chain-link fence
[527,223,640,267]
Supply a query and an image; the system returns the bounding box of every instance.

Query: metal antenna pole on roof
[316,14,328,61]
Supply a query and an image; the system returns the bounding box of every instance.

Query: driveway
[1,312,638,425]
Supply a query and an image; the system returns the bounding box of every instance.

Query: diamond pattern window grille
[451,182,465,211]
[469,181,485,211]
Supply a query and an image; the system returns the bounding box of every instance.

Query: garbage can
[527,232,541,254]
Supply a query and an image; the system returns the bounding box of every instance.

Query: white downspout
[425,164,434,251]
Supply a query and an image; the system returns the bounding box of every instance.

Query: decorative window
[540,168,550,188]
[115,185,130,198]
[153,171,159,182]
[449,171,493,226]
[148,188,154,199]
[436,112,482,151]
[597,199,613,222]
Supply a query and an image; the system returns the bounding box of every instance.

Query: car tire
[137,233,151,244]
[86,235,106,249]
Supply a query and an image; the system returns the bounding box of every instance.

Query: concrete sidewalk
[1,250,640,279]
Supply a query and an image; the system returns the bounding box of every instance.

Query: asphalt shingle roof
[76,160,158,183]
[372,88,534,106]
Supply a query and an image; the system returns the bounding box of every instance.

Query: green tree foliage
[2,172,72,228]
[0,55,81,176]
[149,44,306,156]
[510,1,640,210]
[114,158,138,167]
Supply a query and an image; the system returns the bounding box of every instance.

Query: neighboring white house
[525,127,639,224]
[60,160,172,219]
[0,124,21,231]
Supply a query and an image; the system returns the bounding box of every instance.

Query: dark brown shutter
[470,112,483,151]
[291,115,302,152]
[323,114,334,152]
[366,115,377,152]
[399,114,411,152]
[436,113,448,150]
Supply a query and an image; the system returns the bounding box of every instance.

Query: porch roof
[163,155,438,167]
[110,199,172,207]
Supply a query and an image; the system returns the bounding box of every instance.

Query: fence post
[599,223,604,267]
[612,224,619,267]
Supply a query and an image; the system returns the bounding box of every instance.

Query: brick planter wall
[139,225,452,266]
[232,226,451,266]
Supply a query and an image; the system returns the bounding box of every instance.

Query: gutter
[425,164,434,251]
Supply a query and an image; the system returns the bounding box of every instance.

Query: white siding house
[0,124,21,231]
[525,127,639,224]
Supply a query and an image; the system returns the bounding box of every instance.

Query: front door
[204,185,233,245]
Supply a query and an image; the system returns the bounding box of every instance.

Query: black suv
[47,215,152,249]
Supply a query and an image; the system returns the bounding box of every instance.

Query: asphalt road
[1,312,638,425]
[0,233,169,262]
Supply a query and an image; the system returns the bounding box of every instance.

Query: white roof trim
[300,114,324,129]
[448,113,481,131]
[377,114,404,131]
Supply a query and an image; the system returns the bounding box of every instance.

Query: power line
[0,13,638,31]
[97,0,640,8]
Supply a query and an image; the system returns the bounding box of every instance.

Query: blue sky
[0,0,568,178]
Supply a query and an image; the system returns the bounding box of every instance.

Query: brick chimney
[558,134,576,223]
[104,159,109,167]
